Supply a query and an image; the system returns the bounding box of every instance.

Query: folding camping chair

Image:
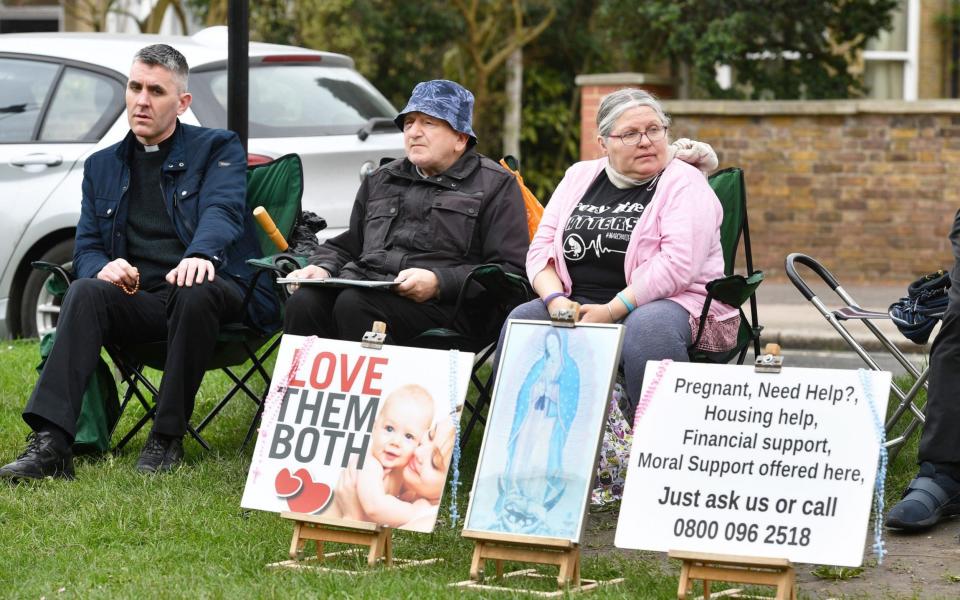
[784,253,935,461]
[689,167,764,364]
[32,153,305,451]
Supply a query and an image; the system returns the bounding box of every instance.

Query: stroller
[784,253,947,461]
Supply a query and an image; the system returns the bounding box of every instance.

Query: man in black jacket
[283,80,529,344]
[0,44,279,482]
[885,209,960,530]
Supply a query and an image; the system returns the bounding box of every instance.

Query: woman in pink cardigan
[501,88,739,423]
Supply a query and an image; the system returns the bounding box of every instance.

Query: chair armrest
[239,253,308,318]
[31,260,75,300]
[443,264,534,336]
[463,264,534,302]
[705,271,764,308]
[690,270,764,352]
[246,253,307,276]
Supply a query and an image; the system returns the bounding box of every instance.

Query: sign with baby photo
[241,334,473,533]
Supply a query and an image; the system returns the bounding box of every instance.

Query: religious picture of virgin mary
[495,328,579,533]
[464,320,624,542]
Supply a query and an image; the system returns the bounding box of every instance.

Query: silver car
[0,26,404,338]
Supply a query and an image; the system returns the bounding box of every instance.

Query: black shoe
[885,463,960,531]
[136,432,184,474]
[0,431,75,482]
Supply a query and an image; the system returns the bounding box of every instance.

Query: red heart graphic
[287,476,334,515]
[293,468,313,485]
[274,468,303,498]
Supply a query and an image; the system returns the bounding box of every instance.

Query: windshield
[189,64,397,137]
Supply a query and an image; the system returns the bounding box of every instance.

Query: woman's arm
[527,161,603,286]
[532,265,578,314]
[578,288,635,323]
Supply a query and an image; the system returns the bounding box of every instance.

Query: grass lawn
[0,339,925,599]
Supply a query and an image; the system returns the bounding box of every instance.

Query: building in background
[576,1,960,284]
[1,0,196,35]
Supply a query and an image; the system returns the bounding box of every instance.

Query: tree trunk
[503,46,522,160]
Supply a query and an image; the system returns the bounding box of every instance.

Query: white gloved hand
[671,138,719,175]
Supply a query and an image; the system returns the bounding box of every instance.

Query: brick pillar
[575,73,676,160]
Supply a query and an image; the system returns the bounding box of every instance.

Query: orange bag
[499,156,543,241]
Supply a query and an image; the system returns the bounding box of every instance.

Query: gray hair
[133,44,189,92]
[596,88,671,137]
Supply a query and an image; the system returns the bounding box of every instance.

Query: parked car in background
[0,26,403,339]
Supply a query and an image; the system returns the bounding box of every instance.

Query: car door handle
[10,153,63,167]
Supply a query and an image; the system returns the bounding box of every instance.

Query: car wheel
[20,239,74,339]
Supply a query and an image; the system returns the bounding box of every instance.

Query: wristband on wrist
[616,292,636,312]
[605,303,616,321]
[542,291,568,308]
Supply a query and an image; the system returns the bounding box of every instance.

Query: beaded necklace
[859,368,888,564]
[111,276,140,295]
[448,349,462,526]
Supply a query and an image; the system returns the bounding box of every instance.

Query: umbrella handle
[253,206,289,252]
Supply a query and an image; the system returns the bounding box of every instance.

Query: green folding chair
[33,153,305,451]
[688,167,764,364]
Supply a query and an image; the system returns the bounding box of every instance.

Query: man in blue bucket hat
[281,80,529,344]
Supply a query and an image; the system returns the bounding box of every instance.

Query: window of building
[862,0,919,100]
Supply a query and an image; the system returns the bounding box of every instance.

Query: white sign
[615,361,890,567]
[241,334,473,533]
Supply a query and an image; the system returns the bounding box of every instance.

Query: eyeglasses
[607,125,668,146]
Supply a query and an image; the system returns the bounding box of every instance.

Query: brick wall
[578,97,960,284]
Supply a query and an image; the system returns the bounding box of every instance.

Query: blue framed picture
[463,320,624,542]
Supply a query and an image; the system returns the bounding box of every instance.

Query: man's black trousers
[283,286,465,345]
[23,277,244,440]
[918,208,960,476]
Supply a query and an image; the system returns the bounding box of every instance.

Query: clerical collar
[135,133,175,155]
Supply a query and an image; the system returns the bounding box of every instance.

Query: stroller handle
[784,253,842,301]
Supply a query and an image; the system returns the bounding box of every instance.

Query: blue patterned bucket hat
[394,79,477,144]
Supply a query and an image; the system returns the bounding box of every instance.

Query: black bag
[888,269,951,344]
[287,210,327,256]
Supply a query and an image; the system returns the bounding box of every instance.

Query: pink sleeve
[526,166,573,283]
[628,175,722,306]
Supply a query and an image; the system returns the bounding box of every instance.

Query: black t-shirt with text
[564,171,657,303]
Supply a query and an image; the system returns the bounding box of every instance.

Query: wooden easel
[670,551,797,600]
[453,530,621,596]
[273,512,393,571]
[670,344,795,600]
[453,306,622,596]
[268,321,438,573]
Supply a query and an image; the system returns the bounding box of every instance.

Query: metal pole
[227,0,249,152]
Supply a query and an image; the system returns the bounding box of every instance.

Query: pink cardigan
[527,157,738,325]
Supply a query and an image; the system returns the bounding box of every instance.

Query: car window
[0,57,58,143]
[190,64,396,137]
[40,67,124,142]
